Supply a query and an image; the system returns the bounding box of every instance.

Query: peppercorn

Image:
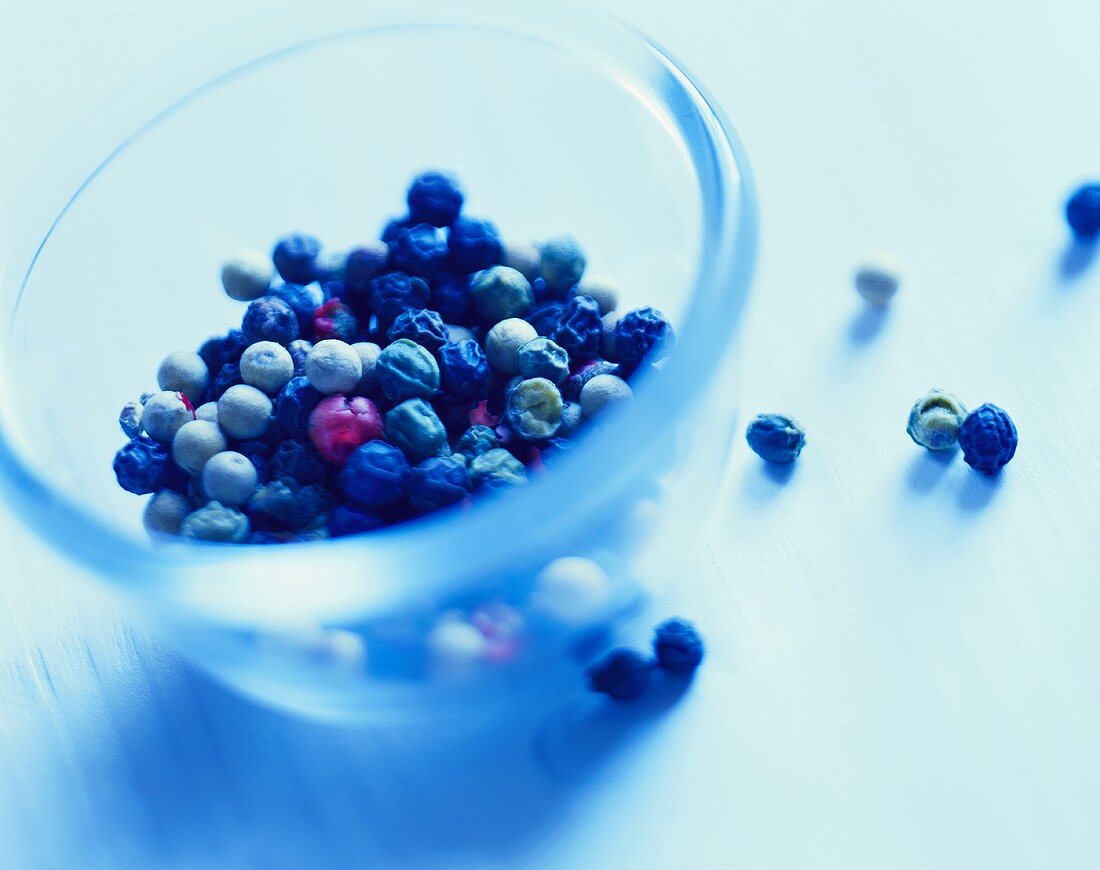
[201,451,259,507]
[172,419,229,476]
[448,216,502,273]
[485,318,538,374]
[217,385,272,440]
[239,341,295,395]
[438,339,490,403]
[575,276,619,315]
[562,359,618,402]
[531,557,612,623]
[119,399,144,439]
[327,504,385,537]
[344,242,389,291]
[653,618,704,673]
[506,378,563,440]
[579,374,632,419]
[387,308,448,352]
[745,413,805,465]
[613,307,674,369]
[381,216,411,244]
[500,239,541,282]
[351,341,382,394]
[235,439,273,483]
[1066,183,1100,241]
[854,257,900,305]
[313,298,358,342]
[515,337,570,385]
[209,361,243,400]
[181,501,250,543]
[907,389,967,451]
[221,249,274,301]
[143,489,191,536]
[156,351,209,406]
[468,448,527,489]
[548,295,602,362]
[341,440,411,507]
[242,296,299,346]
[369,271,431,327]
[587,649,653,701]
[408,455,470,512]
[308,394,384,463]
[275,376,321,437]
[407,171,464,227]
[248,479,332,531]
[958,403,1018,475]
[385,399,448,461]
[269,438,329,485]
[539,235,586,293]
[453,424,500,461]
[469,266,534,324]
[194,402,218,423]
[198,329,245,374]
[304,340,363,395]
[272,232,322,285]
[113,435,173,494]
[431,273,475,325]
[556,403,583,439]
[141,390,194,444]
[268,282,320,337]
[388,223,450,280]
[376,338,440,402]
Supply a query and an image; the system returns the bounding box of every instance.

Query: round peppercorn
[579,374,632,419]
[454,424,499,461]
[195,402,218,423]
[210,361,243,399]
[249,479,333,532]
[341,440,411,507]
[575,276,619,315]
[381,216,411,244]
[431,273,474,324]
[275,376,321,437]
[516,337,569,384]
[531,557,612,623]
[907,389,967,451]
[562,359,618,402]
[269,438,328,485]
[557,402,583,438]
[526,301,566,337]
[202,451,258,507]
[217,385,272,440]
[181,501,250,543]
[308,394,384,463]
[587,649,653,701]
[485,318,538,374]
[351,341,382,393]
[501,239,542,282]
[268,282,320,336]
[407,171,464,227]
[957,403,1018,475]
[408,455,470,512]
[506,377,563,440]
[600,312,618,359]
[156,351,209,405]
[240,341,295,394]
[653,618,705,674]
[235,439,273,483]
[539,235,586,293]
[448,217,502,273]
[327,505,384,537]
[344,242,389,290]
[387,308,448,352]
[119,399,143,439]
[469,266,534,324]
[385,399,448,461]
[388,224,450,280]
[113,436,173,494]
[468,448,527,490]
[221,249,274,301]
[313,298,358,342]
[854,257,900,305]
[143,489,191,536]
[746,413,805,465]
[369,271,431,327]
[141,390,194,444]
[1066,183,1100,241]
[198,329,245,374]
[438,339,490,403]
[172,420,229,476]
[376,338,440,402]
[548,295,602,362]
[612,307,674,368]
[313,248,347,283]
[242,297,299,346]
[305,340,363,395]
[272,232,322,284]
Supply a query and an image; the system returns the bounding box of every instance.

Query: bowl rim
[0,0,758,626]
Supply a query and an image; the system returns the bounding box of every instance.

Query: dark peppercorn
[113,436,173,495]
[1066,183,1100,241]
[313,298,358,342]
[268,283,317,338]
[275,376,322,437]
[653,618,704,674]
[272,233,322,284]
[341,440,411,508]
[531,277,571,305]
[327,505,385,537]
[345,243,389,291]
[235,439,273,483]
[613,307,674,369]
[248,479,332,531]
[587,649,654,701]
[454,424,499,460]
[369,271,431,328]
[198,329,245,374]
[431,273,475,325]
[746,413,806,464]
[448,217,501,273]
[957,403,1018,475]
[387,308,448,352]
[407,455,469,512]
[527,301,567,337]
[407,171,464,227]
[388,224,450,281]
[380,216,411,244]
[269,439,329,485]
[242,297,299,346]
[438,339,490,403]
[210,361,243,399]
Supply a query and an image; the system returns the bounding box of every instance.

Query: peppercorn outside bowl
[0,0,756,720]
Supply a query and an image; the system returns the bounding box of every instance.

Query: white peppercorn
[485,318,538,374]
[141,390,194,444]
[202,451,259,506]
[501,239,542,281]
[156,351,209,405]
[194,402,219,423]
[216,384,272,440]
[240,340,294,394]
[172,419,228,475]
[180,501,250,542]
[530,557,613,623]
[221,248,274,301]
[576,275,619,314]
[305,339,363,394]
[350,341,382,393]
[579,374,633,418]
[143,489,191,536]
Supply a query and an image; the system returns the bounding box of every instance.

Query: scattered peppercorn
[746,413,805,465]
[854,257,900,305]
[653,618,704,674]
[957,403,1018,475]
[587,649,653,701]
[1066,183,1100,241]
[906,389,967,451]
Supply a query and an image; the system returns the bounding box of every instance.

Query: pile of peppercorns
[112,171,674,543]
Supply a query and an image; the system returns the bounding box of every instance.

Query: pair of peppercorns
[907,390,1017,475]
[586,618,705,701]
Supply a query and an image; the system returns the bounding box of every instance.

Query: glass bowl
[0,0,756,720]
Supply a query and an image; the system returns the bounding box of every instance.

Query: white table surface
[3,1,1100,867]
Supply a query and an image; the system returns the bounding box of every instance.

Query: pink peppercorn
[469,400,499,429]
[308,395,383,463]
[313,297,358,342]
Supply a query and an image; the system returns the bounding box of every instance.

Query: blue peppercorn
[431,273,475,324]
[407,171,464,227]
[526,300,567,337]
[113,435,172,495]
[327,505,385,537]
[387,308,448,351]
[746,413,806,464]
[562,360,618,402]
[408,455,470,512]
[248,479,332,531]
[613,307,674,369]
[380,216,411,244]
[385,398,448,461]
[341,440,411,507]
[388,223,450,280]
[531,276,572,305]
[516,336,570,384]
[438,339,490,403]
[345,242,389,291]
[242,297,299,346]
[957,403,1018,475]
[275,376,322,437]
[272,233,322,285]
[540,235,586,293]
[270,439,329,485]
[469,266,534,324]
[198,329,245,374]
[448,217,502,273]
[313,298,359,343]
[376,338,440,402]
[235,439,273,483]
[587,649,654,701]
[268,283,319,336]
[454,424,500,461]
[369,271,431,328]
[1066,183,1100,241]
[210,361,243,399]
[548,295,602,361]
[653,618,704,674]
